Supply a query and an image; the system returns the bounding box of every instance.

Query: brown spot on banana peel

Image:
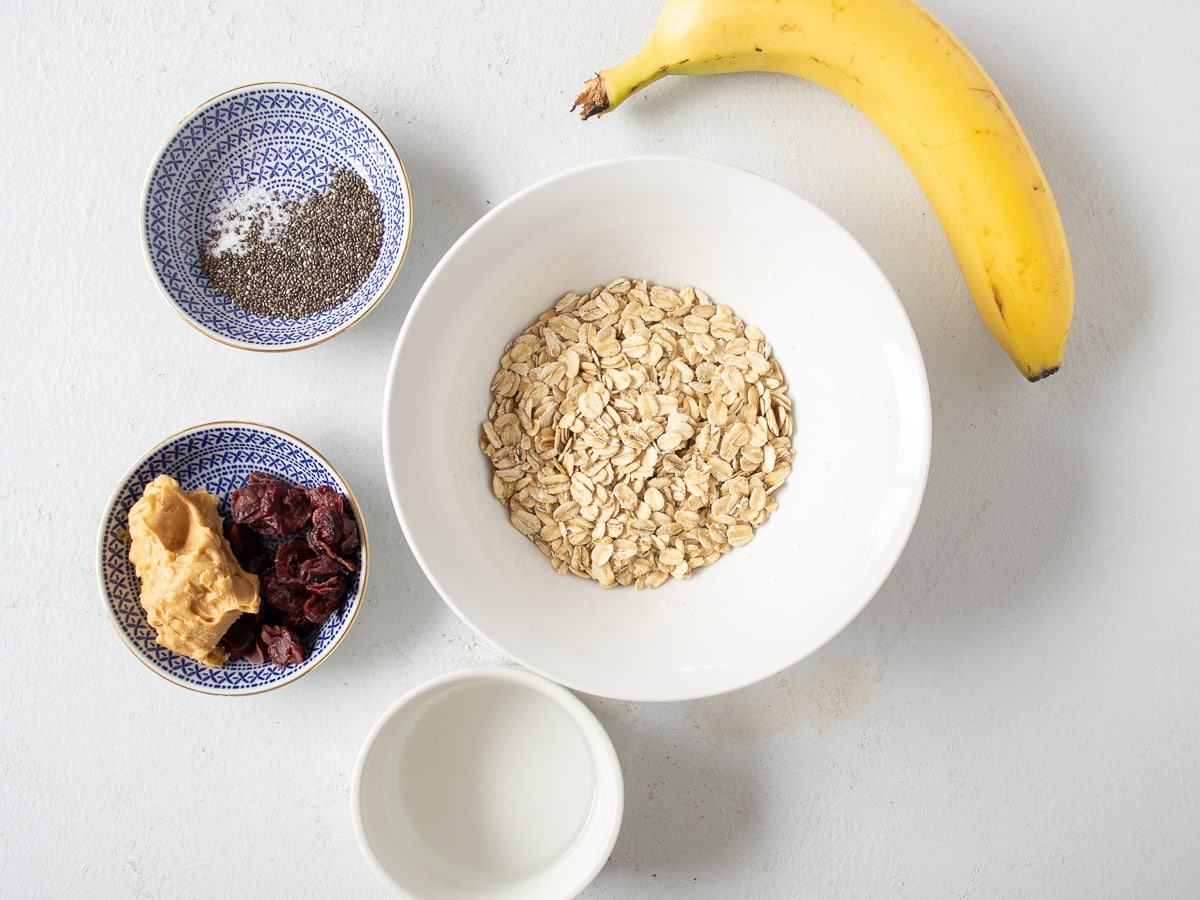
[991,283,1005,322]
[630,62,690,96]
[968,86,1003,113]
[807,55,863,85]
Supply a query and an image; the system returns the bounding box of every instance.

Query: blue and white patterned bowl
[97,422,368,694]
[141,82,411,351]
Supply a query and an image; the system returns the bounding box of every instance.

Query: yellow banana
[574,0,1073,381]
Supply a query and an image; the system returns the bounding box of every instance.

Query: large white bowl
[382,156,930,702]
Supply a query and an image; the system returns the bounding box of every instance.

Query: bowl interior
[98,422,367,693]
[354,667,623,899]
[142,83,411,350]
[383,156,930,701]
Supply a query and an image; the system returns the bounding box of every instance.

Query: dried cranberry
[307,487,358,570]
[307,524,357,572]
[310,502,343,547]
[242,640,267,666]
[262,624,305,667]
[223,615,260,661]
[274,538,316,591]
[302,592,342,625]
[222,473,359,669]
[259,568,308,615]
[307,484,343,512]
[339,516,360,555]
[231,473,312,536]
[226,522,271,575]
[273,609,314,636]
[300,554,350,601]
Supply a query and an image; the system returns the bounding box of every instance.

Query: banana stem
[573,77,610,119]
[573,50,671,119]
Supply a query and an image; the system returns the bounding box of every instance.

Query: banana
[574,0,1073,381]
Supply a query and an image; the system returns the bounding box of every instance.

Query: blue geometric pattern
[98,423,366,694]
[142,84,410,350]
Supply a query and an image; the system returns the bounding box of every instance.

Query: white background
[4,0,1198,897]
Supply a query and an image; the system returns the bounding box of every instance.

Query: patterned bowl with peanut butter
[97,421,368,694]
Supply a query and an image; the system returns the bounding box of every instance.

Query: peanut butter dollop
[128,474,260,666]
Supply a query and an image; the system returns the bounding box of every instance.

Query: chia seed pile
[199,168,384,319]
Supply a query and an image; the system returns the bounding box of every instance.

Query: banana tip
[1026,365,1060,383]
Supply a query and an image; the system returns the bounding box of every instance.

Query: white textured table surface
[5,1,1198,897]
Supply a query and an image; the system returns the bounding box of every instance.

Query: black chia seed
[199,168,384,319]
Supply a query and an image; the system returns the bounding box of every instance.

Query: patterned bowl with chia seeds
[96,422,368,694]
[141,83,411,350]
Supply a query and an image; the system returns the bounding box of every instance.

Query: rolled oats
[481,278,793,590]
